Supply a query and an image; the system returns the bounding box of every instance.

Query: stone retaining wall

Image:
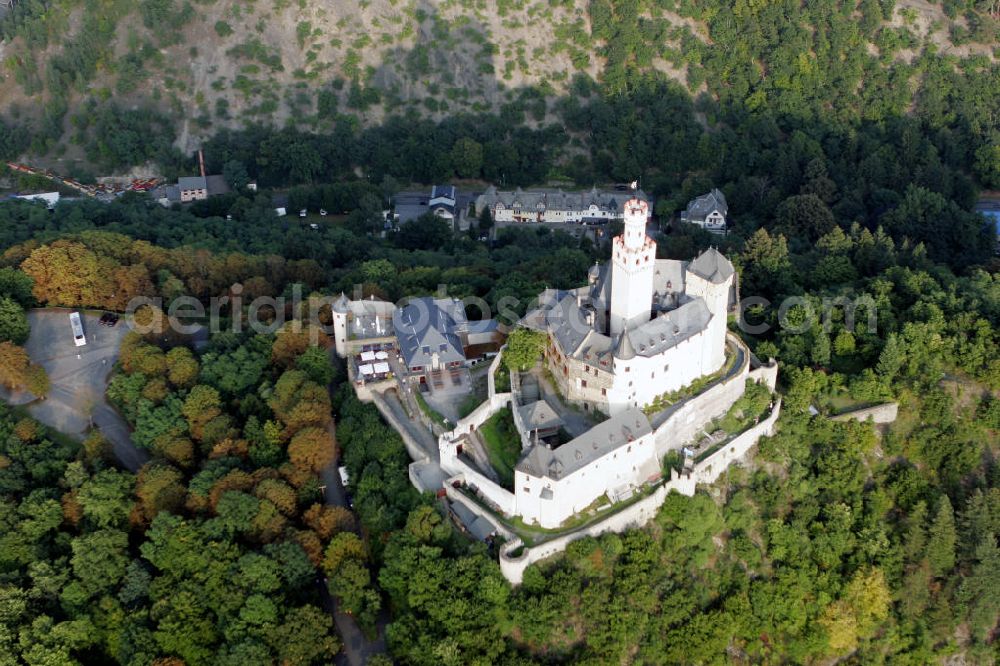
[830,402,898,424]
[650,335,777,460]
[370,392,431,465]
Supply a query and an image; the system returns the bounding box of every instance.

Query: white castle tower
[684,247,733,372]
[609,198,655,337]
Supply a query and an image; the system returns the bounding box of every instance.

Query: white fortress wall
[829,402,898,424]
[446,466,518,516]
[688,397,781,484]
[515,429,660,529]
[439,347,513,469]
[498,398,782,584]
[650,334,751,459]
[498,469,696,585]
[443,392,512,444]
[486,345,506,398]
[445,484,518,541]
[748,359,779,391]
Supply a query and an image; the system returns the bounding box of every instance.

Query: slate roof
[344,297,396,338]
[533,251,731,362]
[394,297,466,368]
[683,188,727,222]
[430,184,456,203]
[517,399,563,432]
[688,247,735,284]
[478,186,650,215]
[177,176,207,191]
[614,331,635,360]
[332,292,350,313]
[516,409,652,480]
[626,299,712,358]
[574,330,615,370]
[466,319,499,334]
[590,259,687,311]
[546,294,592,356]
[467,515,497,541]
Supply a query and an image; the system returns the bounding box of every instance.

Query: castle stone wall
[830,402,898,424]
[370,392,431,465]
[651,335,750,459]
[498,398,781,584]
[445,465,517,516]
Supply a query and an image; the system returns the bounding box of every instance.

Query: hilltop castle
[338,195,780,582]
[434,197,778,545]
[523,198,734,415]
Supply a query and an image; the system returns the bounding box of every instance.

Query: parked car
[299,209,307,218]
[99,312,120,326]
[319,209,328,216]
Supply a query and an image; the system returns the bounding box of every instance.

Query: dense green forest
[0,320,348,662]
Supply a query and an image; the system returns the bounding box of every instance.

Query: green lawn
[494,364,511,392]
[479,408,521,489]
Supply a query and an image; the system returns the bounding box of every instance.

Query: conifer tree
[903,500,928,563]
[927,496,957,577]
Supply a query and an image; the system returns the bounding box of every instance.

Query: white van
[69,312,86,346]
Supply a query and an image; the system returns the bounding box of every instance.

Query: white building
[330,294,397,358]
[427,184,456,221]
[475,186,651,224]
[513,409,661,527]
[680,188,728,232]
[433,203,769,533]
[330,294,503,376]
[523,199,734,415]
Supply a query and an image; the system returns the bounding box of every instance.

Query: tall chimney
[198,149,206,178]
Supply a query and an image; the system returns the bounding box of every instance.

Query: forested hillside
[0,0,997,181]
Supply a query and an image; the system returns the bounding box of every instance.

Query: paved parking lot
[16,309,149,470]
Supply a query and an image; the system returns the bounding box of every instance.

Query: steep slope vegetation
[0,0,997,177]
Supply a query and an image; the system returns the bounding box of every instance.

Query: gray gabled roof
[478,186,650,214]
[517,409,652,480]
[684,188,727,220]
[546,294,591,356]
[687,247,735,284]
[178,176,207,190]
[394,297,466,368]
[467,515,497,541]
[517,399,563,432]
[431,184,455,201]
[626,299,712,357]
